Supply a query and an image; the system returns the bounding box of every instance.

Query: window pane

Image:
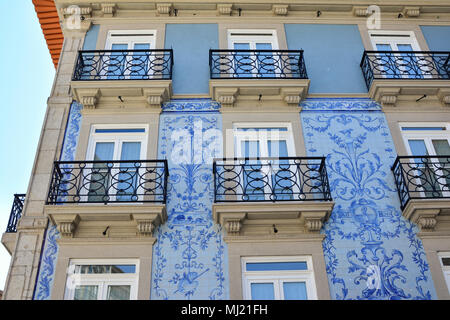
[94,142,115,161]
[74,285,98,300]
[117,142,141,201]
[76,264,136,274]
[108,43,128,79]
[442,257,450,266]
[107,285,131,300]
[408,140,429,156]
[89,142,115,202]
[95,128,146,133]
[246,261,308,271]
[432,140,450,156]
[401,127,446,131]
[283,282,307,300]
[251,283,274,300]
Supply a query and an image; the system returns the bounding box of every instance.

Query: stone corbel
[221,213,246,236]
[352,6,368,17]
[60,6,92,34]
[132,211,167,237]
[156,3,172,16]
[216,88,238,108]
[403,7,420,18]
[272,5,288,16]
[303,211,329,233]
[281,88,305,106]
[52,214,81,238]
[438,89,450,107]
[101,3,117,17]
[376,88,400,107]
[409,210,439,232]
[143,88,170,108]
[78,89,101,109]
[217,4,233,15]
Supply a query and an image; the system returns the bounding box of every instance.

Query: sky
[0,2,55,291]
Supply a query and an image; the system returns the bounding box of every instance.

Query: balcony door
[85,126,148,202]
[234,124,296,201]
[105,30,156,79]
[228,30,279,78]
[369,31,427,79]
[401,124,450,198]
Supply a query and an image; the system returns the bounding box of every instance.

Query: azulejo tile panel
[300,98,437,300]
[151,100,228,300]
[33,101,81,300]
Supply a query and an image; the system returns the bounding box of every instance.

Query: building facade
[1,0,450,300]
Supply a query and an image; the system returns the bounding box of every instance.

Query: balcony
[44,160,168,238]
[1,194,25,254]
[209,50,310,108]
[392,156,450,233]
[71,49,174,109]
[360,51,450,106]
[212,157,334,238]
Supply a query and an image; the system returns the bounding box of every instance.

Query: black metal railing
[46,160,169,204]
[72,49,173,81]
[213,157,332,202]
[392,156,450,210]
[6,194,25,233]
[209,50,308,79]
[361,50,450,89]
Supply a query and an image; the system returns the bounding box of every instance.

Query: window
[105,30,156,79]
[227,30,279,78]
[233,123,296,200]
[369,31,427,78]
[400,123,450,197]
[64,259,139,300]
[85,125,148,202]
[439,253,450,295]
[242,256,317,300]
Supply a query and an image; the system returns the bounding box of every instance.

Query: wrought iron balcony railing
[209,50,308,79]
[72,49,173,81]
[46,160,168,204]
[6,194,25,233]
[392,156,450,210]
[361,50,450,89]
[213,157,332,202]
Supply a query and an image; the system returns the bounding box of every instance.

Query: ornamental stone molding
[403,7,421,17]
[217,4,233,15]
[101,3,117,17]
[352,6,368,17]
[272,5,289,16]
[45,204,167,239]
[402,199,450,234]
[156,3,172,15]
[438,89,450,106]
[212,201,334,239]
[144,87,171,108]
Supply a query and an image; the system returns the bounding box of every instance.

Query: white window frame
[399,122,450,198]
[368,30,432,79]
[438,252,450,295]
[83,124,149,203]
[64,259,139,300]
[241,256,318,300]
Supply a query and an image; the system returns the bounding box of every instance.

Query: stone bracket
[101,3,117,17]
[217,4,233,15]
[156,3,173,15]
[50,214,81,238]
[272,5,288,16]
[144,87,171,108]
[402,199,450,233]
[438,88,450,106]
[403,7,420,18]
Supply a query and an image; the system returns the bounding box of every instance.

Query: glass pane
[131,43,150,79]
[107,43,128,79]
[233,43,252,77]
[376,44,392,51]
[117,142,141,201]
[76,264,136,274]
[95,128,146,133]
[251,283,274,300]
[107,285,131,300]
[397,44,421,78]
[268,140,293,200]
[88,142,115,202]
[375,44,398,78]
[442,257,450,266]
[283,282,307,300]
[255,43,274,77]
[402,127,446,131]
[74,285,98,300]
[241,140,265,201]
[246,262,307,271]
[408,140,428,156]
[432,140,450,156]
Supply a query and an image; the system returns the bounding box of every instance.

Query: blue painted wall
[420,26,450,51]
[151,99,228,300]
[300,98,437,300]
[285,24,367,94]
[82,24,100,50]
[165,24,219,95]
